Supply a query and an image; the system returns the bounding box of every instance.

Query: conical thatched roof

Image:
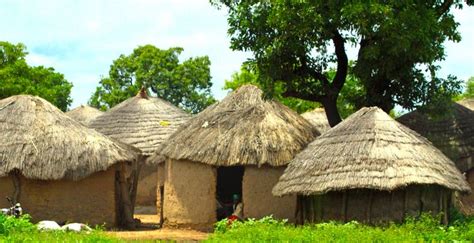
[89,88,190,156]
[273,107,470,196]
[397,100,474,172]
[0,95,140,181]
[302,108,331,133]
[149,85,319,167]
[66,105,103,126]
[458,98,474,110]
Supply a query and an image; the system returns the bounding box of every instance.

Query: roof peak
[136,86,148,99]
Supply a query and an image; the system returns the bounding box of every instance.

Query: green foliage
[0,41,73,111]
[224,63,363,117]
[0,214,118,242]
[208,215,474,242]
[455,76,474,100]
[224,64,318,114]
[89,45,216,113]
[212,0,470,125]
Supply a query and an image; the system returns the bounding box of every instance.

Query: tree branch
[282,88,324,102]
[436,0,453,17]
[331,30,348,95]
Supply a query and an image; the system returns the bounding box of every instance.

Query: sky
[1,0,473,109]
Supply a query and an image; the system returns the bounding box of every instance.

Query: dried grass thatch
[458,98,474,110]
[89,88,190,156]
[149,85,319,167]
[273,107,470,196]
[302,108,331,133]
[397,100,474,172]
[66,105,103,126]
[0,95,140,181]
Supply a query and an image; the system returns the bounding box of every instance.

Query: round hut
[148,85,319,230]
[397,99,474,215]
[89,88,190,208]
[66,104,103,126]
[273,107,470,224]
[0,95,140,228]
[302,108,331,133]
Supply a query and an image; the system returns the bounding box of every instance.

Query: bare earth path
[106,214,209,241]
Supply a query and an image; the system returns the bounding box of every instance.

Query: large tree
[0,41,73,111]
[89,45,216,113]
[212,0,469,126]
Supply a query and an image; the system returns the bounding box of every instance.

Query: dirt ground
[106,209,209,241]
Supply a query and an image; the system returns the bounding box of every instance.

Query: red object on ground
[227,215,239,226]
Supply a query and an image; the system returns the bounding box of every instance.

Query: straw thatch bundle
[273,107,470,196]
[458,98,474,110]
[89,88,190,156]
[149,85,319,167]
[66,105,103,126]
[302,108,331,133]
[0,95,140,181]
[397,100,474,172]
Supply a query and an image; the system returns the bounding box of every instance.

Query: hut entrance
[216,166,244,220]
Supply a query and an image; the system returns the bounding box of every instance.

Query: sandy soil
[106,214,209,241]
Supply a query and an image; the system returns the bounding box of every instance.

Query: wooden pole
[159,185,164,228]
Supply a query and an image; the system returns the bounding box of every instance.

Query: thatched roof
[89,88,190,156]
[0,95,140,181]
[66,105,103,126]
[397,100,474,172]
[302,108,331,133]
[149,85,319,167]
[273,107,470,196]
[458,98,474,110]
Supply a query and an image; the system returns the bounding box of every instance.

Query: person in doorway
[231,194,243,219]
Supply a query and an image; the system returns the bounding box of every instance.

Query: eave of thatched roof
[148,85,319,167]
[66,105,103,126]
[0,95,140,181]
[89,88,191,156]
[302,108,331,133]
[458,98,474,110]
[397,100,474,172]
[273,107,470,196]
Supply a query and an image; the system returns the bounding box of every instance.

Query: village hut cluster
[0,85,472,230]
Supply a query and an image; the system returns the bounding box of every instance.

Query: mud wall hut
[89,88,190,208]
[397,99,474,215]
[0,95,140,228]
[66,104,103,126]
[148,85,319,230]
[273,107,470,224]
[301,108,331,133]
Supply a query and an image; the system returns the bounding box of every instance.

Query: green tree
[212,0,469,126]
[462,77,474,98]
[224,63,363,118]
[89,45,216,113]
[0,41,72,111]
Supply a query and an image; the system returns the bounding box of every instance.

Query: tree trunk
[322,97,342,127]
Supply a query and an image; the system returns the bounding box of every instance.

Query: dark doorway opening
[216,166,244,220]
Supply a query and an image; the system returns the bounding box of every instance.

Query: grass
[0,214,119,242]
[206,214,474,242]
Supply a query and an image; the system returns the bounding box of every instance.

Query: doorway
[216,166,244,220]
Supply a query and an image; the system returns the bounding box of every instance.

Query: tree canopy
[0,41,72,111]
[212,0,470,126]
[89,45,216,113]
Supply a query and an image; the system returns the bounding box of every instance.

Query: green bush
[207,214,474,242]
[0,214,118,242]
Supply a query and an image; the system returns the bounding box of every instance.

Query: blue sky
[1,0,473,109]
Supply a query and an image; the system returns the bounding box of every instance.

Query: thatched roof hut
[397,99,474,215]
[273,107,469,224]
[89,88,190,208]
[89,88,190,156]
[301,108,330,133]
[397,100,474,172]
[0,95,140,228]
[66,105,103,126]
[149,85,319,229]
[152,84,318,167]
